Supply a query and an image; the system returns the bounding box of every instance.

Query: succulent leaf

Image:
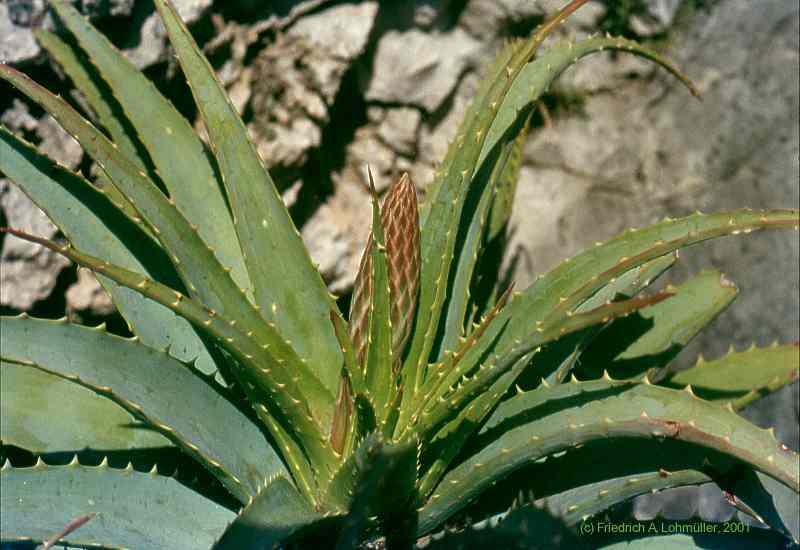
[0,67,324,402]
[414,291,672,494]
[33,28,147,220]
[662,343,799,409]
[576,270,739,381]
[212,476,324,550]
[462,438,722,529]
[542,253,678,386]
[0,457,235,550]
[1,0,797,546]
[419,377,799,532]
[1,360,169,453]
[0,315,287,502]
[151,0,343,397]
[47,0,252,295]
[468,110,532,318]
[415,291,674,443]
[437,109,530,359]
[494,209,800,358]
[404,0,594,403]
[728,469,799,544]
[478,35,699,170]
[323,433,418,546]
[0,126,216,371]
[358,171,394,424]
[0,230,336,493]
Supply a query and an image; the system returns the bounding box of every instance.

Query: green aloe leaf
[47,0,251,294]
[416,255,678,504]
[0,123,216,372]
[541,469,711,527]
[0,230,336,493]
[661,343,799,409]
[0,66,310,402]
[331,435,419,550]
[0,458,234,549]
[152,0,342,397]
[436,107,530,359]
[361,176,394,425]
[411,19,699,397]
[404,0,593,402]
[730,469,799,544]
[541,252,678,386]
[212,476,325,550]
[413,290,673,493]
[1,360,168,453]
[419,377,799,533]
[576,270,739,381]
[0,315,288,502]
[495,209,799,358]
[33,28,146,219]
[418,38,521,229]
[416,210,797,499]
[324,434,417,518]
[462,438,723,529]
[477,34,697,170]
[467,111,531,318]
[415,291,674,443]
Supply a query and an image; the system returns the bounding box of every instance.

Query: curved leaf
[495,209,799,357]
[212,476,323,550]
[47,0,251,294]
[403,0,594,404]
[33,29,146,220]
[0,65,304,398]
[419,377,799,533]
[577,270,739,381]
[0,229,338,486]
[478,34,698,168]
[359,174,394,422]
[0,127,215,371]
[462,438,724,529]
[1,360,168,453]
[0,316,288,503]
[152,0,342,397]
[0,458,234,550]
[662,344,799,409]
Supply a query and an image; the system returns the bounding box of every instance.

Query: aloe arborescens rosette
[1,0,798,548]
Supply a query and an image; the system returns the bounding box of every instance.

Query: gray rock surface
[1,0,211,67]
[247,2,378,172]
[0,2,41,64]
[367,27,482,113]
[0,180,70,310]
[65,268,114,315]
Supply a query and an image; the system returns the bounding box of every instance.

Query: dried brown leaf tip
[349,173,421,370]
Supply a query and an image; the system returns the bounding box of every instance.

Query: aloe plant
[1,0,798,548]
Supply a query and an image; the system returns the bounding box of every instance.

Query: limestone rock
[0,2,41,64]
[66,268,115,316]
[248,2,378,172]
[1,0,210,68]
[367,27,481,113]
[0,181,70,310]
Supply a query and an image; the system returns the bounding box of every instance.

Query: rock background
[1,0,798,533]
